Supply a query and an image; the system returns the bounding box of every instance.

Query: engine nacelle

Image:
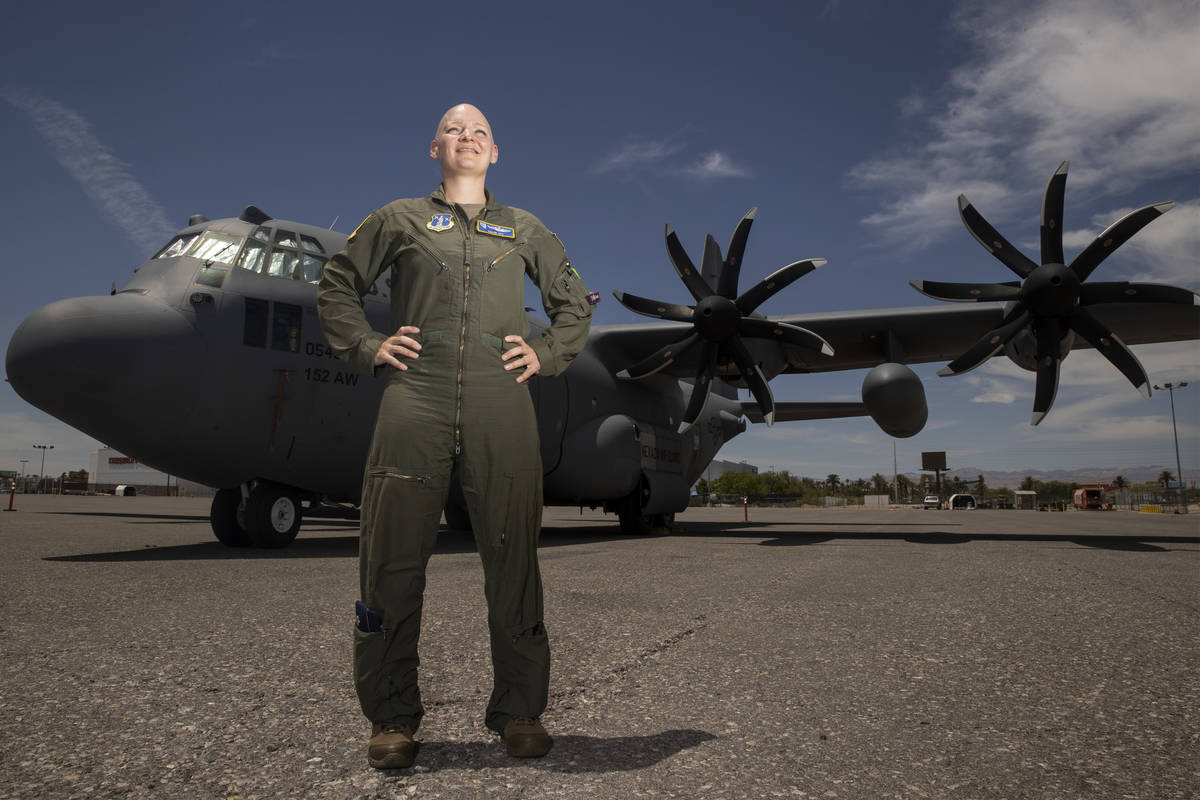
[1004,323,1075,372]
[862,363,927,438]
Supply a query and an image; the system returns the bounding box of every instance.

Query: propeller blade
[719,209,756,298]
[740,317,834,356]
[678,341,718,433]
[736,258,825,315]
[612,290,695,322]
[909,279,1022,303]
[1040,160,1068,265]
[665,225,713,302]
[1080,282,1200,307]
[1067,307,1151,398]
[615,332,700,380]
[958,194,1040,279]
[726,336,776,425]
[937,307,1031,376]
[1031,317,1062,425]
[702,235,726,297]
[1068,201,1175,282]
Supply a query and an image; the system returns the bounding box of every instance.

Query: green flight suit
[317,186,592,733]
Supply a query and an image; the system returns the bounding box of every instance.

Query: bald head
[430,103,498,180]
[434,103,492,140]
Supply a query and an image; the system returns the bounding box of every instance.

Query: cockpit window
[190,231,245,265]
[267,249,299,278]
[300,254,325,282]
[230,227,327,283]
[238,241,267,273]
[155,233,199,259]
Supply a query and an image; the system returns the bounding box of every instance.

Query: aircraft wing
[587,301,1200,377]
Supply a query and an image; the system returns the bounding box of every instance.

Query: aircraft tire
[211,487,252,547]
[245,483,303,548]
[615,492,674,535]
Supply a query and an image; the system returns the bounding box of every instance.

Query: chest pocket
[390,234,451,329]
[480,241,528,340]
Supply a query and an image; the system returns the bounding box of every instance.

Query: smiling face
[430,103,498,178]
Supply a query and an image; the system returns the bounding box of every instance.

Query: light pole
[1152,381,1189,513]
[18,459,28,493]
[33,444,53,494]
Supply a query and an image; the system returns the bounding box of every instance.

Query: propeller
[910,161,1185,425]
[614,209,833,433]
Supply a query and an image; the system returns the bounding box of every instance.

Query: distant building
[87,447,213,496]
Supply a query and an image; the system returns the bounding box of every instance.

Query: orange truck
[1073,487,1103,509]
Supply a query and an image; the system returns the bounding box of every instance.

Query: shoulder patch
[476,220,515,239]
[348,214,374,242]
[426,213,455,232]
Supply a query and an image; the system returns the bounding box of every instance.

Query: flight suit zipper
[370,470,429,485]
[487,243,525,271]
[453,206,473,457]
[409,237,449,272]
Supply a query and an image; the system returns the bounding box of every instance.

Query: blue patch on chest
[426,213,454,232]
[476,220,515,239]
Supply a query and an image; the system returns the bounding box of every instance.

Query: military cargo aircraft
[6,163,1198,547]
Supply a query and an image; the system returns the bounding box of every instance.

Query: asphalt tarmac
[0,496,1197,800]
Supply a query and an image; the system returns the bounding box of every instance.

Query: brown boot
[502,717,552,758]
[367,722,417,769]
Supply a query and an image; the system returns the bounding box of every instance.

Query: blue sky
[2,0,1198,484]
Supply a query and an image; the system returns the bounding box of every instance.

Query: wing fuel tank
[861,363,928,438]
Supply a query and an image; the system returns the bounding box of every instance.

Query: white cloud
[2,86,175,257]
[964,374,1019,404]
[681,152,750,180]
[593,137,748,180]
[850,0,1200,253]
[970,390,1016,405]
[592,137,687,174]
[897,89,926,119]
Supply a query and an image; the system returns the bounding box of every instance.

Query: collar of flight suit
[430,184,504,215]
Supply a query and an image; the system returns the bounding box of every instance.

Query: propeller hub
[1021,263,1080,317]
[693,295,741,342]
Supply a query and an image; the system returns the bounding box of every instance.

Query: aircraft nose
[6,294,201,437]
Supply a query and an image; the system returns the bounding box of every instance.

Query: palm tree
[1159,470,1175,489]
[1113,475,1127,489]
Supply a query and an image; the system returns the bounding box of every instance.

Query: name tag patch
[426,213,454,232]
[476,220,515,239]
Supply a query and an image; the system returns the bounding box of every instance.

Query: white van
[948,493,976,510]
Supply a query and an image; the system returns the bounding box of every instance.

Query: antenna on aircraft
[329,216,339,231]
